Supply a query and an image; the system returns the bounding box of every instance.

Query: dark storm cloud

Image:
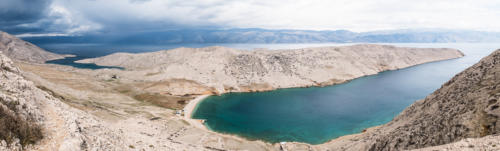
[2,0,500,37]
[0,0,53,34]
[0,0,52,25]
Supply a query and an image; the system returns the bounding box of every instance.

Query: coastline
[180,88,383,148]
[180,93,398,150]
[183,94,210,130]
[178,55,466,147]
[181,94,274,147]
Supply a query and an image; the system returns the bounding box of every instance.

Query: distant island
[21,28,500,45]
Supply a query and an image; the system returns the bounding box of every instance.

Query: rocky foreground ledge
[77,44,464,95]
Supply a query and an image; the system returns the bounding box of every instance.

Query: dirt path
[33,102,68,151]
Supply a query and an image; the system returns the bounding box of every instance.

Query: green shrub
[0,101,43,148]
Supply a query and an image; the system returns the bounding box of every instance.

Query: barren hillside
[77,45,464,95]
[0,52,126,150]
[0,31,65,63]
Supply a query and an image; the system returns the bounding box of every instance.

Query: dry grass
[145,71,162,76]
[133,93,193,110]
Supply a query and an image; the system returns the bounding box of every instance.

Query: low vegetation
[133,93,193,110]
[0,98,43,147]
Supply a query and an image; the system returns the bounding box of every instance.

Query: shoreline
[175,54,467,148]
[178,56,466,147]
[180,92,378,147]
[183,94,210,130]
[181,94,273,147]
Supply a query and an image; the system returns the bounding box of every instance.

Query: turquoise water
[191,43,500,144]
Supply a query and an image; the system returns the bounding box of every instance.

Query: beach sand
[183,95,210,130]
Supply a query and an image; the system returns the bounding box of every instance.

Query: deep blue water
[45,56,123,70]
[38,43,500,144]
[189,43,500,144]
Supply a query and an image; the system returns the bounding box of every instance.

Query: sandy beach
[183,95,210,130]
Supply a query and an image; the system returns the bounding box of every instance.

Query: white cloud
[15,33,70,38]
[15,4,102,35]
[47,5,102,34]
[44,0,500,32]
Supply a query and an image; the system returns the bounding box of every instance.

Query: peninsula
[76,44,464,95]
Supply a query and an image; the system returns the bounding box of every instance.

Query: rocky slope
[77,44,464,95]
[0,52,126,150]
[0,31,64,63]
[315,49,500,151]
[371,49,500,150]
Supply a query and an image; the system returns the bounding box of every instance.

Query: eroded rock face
[362,50,500,151]
[0,31,64,63]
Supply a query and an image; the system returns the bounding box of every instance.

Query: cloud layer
[1,0,500,36]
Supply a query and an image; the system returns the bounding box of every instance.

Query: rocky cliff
[0,31,64,63]
[77,44,464,95]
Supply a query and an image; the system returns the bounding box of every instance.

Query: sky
[1,0,500,37]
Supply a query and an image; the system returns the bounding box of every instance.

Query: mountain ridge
[0,31,66,63]
[20,28,500,45]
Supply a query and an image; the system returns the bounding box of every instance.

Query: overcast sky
[1,0,500,36]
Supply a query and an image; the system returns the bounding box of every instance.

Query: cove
[46,56,123,70]
[192,43,500,144]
